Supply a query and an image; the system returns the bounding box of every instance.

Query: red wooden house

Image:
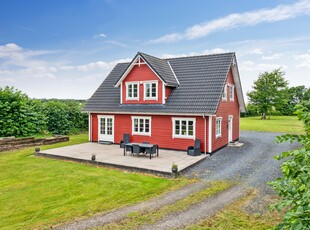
[83,52,246,153]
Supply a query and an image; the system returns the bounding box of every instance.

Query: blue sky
[0,0,310,100]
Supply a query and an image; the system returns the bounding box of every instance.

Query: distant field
[240,116,304,133]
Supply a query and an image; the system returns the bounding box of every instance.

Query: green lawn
[240,116,304,133]
[0,133,189,229]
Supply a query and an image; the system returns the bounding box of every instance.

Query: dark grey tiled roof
[83,52,238,115]
[139,52,179,87]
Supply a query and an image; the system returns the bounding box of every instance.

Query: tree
[0,86,46,137]
[247,69,288,119]
[269,105,310,229]
[280,86,308,115]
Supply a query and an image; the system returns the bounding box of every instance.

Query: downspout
[88,112,92,142]
[202,114,207,155]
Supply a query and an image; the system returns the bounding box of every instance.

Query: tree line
[245,69,310,119]
[0,86,88,137]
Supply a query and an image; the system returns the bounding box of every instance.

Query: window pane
[145,119,149,132]
[175,120,180,135]
[133,84,138,97]
[140,119,144,132]
[134,119,139,132]
[128,85,132,97]
[188,121,193,136]
[145,83,150,97]
[181,120,187,135]
[151,83,157,97]
[100,118,105,134]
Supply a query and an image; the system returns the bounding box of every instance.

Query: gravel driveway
[185,131,300,195]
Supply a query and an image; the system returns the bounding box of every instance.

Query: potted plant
[171,163,178,174]
[91,154,96,161]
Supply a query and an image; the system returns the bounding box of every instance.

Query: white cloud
[149,0,310,43]
[262,53,283,60]
[239,60,287,72]
[161,48,230,59]
[104,40,128,48]
[148,33,183,44]
[94,33,107,38]
[61,58,131,72]
[294,51,310,68]
[250,48,263,55]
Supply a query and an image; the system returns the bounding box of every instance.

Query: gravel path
[54,181,209,230]
[140,185,245,230]
[185,131,299,195]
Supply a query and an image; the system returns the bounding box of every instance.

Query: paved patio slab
[37,143,207,176]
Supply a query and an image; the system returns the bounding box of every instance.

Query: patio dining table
[123,142,159,159]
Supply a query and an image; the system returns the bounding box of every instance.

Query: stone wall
[0,135,69,152]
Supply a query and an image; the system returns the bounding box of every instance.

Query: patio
[37,143,207,176]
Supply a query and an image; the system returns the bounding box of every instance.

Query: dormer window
[126,82,139,100]
[144,81,158,100]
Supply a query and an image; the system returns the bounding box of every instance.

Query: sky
[0,0,310,101]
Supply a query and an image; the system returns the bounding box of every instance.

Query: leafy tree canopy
[269,104,310,229]
[247,69,288,119]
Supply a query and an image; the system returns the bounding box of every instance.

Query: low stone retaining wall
[0,135,69,152]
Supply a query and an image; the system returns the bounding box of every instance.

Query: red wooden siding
[91,113,210,152]
[165,87,173,100]
[121,64,163,104]
[212,69,240,151]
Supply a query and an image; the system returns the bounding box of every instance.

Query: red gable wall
[212,68,240,151]
[121,64,163,104]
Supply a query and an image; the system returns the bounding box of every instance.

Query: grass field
[240,116,304,133]
[0,133,190,229]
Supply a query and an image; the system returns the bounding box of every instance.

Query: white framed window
[172,118,196,139]
[131,116,151,136]
[222,84,227,101]
[216,117,222,138]
[144,81,158,100]
[229,85,234,102]
[126,82,139,100]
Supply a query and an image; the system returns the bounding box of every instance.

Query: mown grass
[0,133,190,229]
[185,189,282,230]
[240,116,304,133]
[99,181,234,230]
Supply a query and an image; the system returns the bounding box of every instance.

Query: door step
[228,141,244,147]
[98,141,113,145]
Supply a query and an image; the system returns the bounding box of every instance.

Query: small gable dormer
[114,52,179,105]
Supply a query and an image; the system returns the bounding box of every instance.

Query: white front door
[98,115,114,142]
[228,116,233,143]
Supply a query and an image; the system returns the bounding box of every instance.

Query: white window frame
[229,85,234,102]
[131,116,151,136]
[172,117,196,139]
[216,117,222,138]
[222,84,227,101]
[126,82,139,101]
[143,81,158,101]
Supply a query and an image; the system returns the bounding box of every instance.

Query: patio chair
[145,144,158,159]
[140,141,149,153]
[132,144,141,156]
[120,133,130,148]
[187,139,201,156]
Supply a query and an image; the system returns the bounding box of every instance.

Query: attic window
[144,81,158,100]
[222,84,227,101]
[230,85,234,102]
[126,82,139,100]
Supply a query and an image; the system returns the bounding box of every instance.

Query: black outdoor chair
[132,144,141,156]
[146,144,158,159]
[187,139,201,156]
[120,133,130,148]
[140,141,149,153]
